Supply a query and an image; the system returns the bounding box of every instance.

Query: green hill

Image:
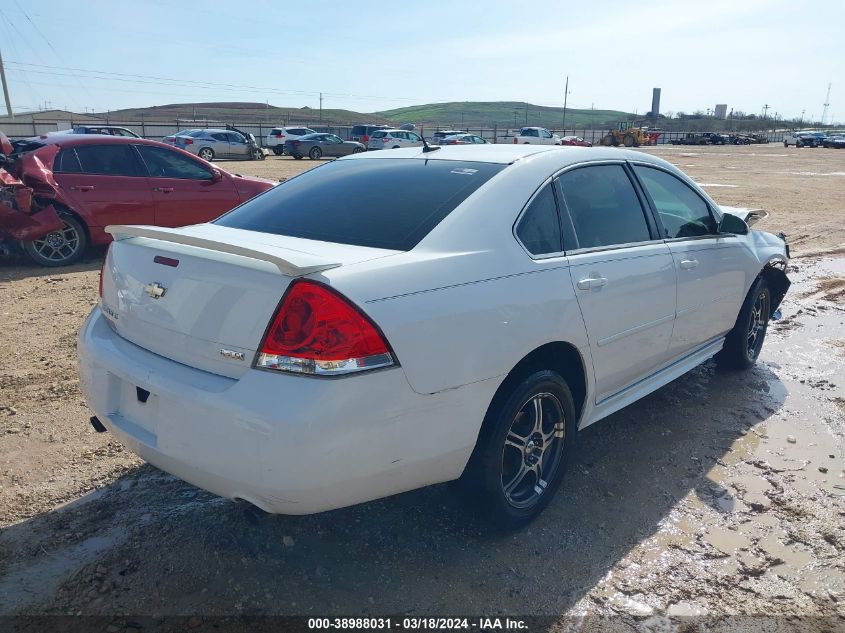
[376,101,634,129]
[102,102,390,126]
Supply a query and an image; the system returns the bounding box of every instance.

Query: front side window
[135,145,212,180]
[216,159,505,251]
[227,133,246,144]
[515,184,562,255]
[633,166,716,239]
[327,135,343,144]
[541,129,553,138]
[522,128,539,137]
[73,144,141,177]
[557,165,651,249]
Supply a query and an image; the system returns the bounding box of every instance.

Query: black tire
[198,147,215,161]
[392,145,400,149]
[251,148,265,161]
[716,277,771,370]
[352,147,364,154]
[23,213,88,267]
[293,154,303,160]
[783,140,788,147]
[272,147,283,156]
[796,141,803,148]
[309,147,322,160]
[461,370,577,529]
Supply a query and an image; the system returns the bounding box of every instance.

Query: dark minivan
[349,124,390,145]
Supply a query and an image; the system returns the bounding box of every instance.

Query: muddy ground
[0,144,844,630]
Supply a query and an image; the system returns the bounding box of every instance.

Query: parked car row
[784,131,844,148]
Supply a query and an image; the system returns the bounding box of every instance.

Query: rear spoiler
[719,205,768,227]
[105,224,341,276]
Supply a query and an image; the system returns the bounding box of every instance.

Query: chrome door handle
[153,187,174,193]
[70,185,94,192]
[680,259,699,270]
[577,277,608,290]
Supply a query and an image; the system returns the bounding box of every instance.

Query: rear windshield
[351,126,366,135]
[215,159,506,251]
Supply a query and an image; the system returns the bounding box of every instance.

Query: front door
[134,144,240,227]
[226,132,250,158]
[556,164,676,403]
[55,143,155,229]
[631,164,747,357]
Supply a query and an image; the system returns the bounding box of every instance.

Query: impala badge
[144,282,167,299]
[220,349,245,362]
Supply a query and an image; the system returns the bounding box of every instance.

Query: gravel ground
[0,144,844,630]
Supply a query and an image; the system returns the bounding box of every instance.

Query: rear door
[55,143,155,228]
[134,144,239,227]
[631,164,747,356]
[556,163,677,404]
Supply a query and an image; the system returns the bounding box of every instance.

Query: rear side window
[371,131,387,138]
[216,159,505,251]
[54,148,82,173]
[633,166,716,239]
[557,165,651,249]
[135,145,211,180]
[516,184,562,255]
[74,144,141,177]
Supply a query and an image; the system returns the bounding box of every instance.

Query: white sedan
[78,145,790,527]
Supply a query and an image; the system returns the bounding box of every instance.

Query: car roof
[340,144,664,166]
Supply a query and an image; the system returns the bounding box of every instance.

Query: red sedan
[559,136,592,147]
[0,134,274,266]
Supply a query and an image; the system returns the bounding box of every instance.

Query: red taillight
[293,140,301,146]
[382,137,390,142]
[275,133,284,138]
[362,135,369,142]
[183,138,193,145]
[256,280,394,376]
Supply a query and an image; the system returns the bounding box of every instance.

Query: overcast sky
[1,0,841,122]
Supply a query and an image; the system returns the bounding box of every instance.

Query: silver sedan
[174,129,253,161]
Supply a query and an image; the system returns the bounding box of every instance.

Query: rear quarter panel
[322,249,591,397]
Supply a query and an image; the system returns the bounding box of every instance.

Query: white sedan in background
[367,129,425,150]
[79,145,790,527]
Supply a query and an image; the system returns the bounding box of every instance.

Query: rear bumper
[77,308,494,514]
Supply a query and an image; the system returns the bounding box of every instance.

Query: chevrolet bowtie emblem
[144,282,167,299]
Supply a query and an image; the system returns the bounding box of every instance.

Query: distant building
[651,88,661,118]
[714,104,728,120]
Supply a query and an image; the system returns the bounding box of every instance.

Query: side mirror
[718,213,749,235]
[210,169,223,183]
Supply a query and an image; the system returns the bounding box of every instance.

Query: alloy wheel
[747,290,770,358]
[501,393,566,509]
[30,221,81,263]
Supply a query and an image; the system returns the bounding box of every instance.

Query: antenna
[821,83,831,126]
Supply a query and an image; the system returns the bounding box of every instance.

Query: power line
[5,60,430,105]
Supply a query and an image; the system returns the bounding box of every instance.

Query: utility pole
[0,48,13,118]
[319,92,323,122]
[524,102,528,125]
[562,75,569,132]
[821,83,831,126]
[762,104,770,119]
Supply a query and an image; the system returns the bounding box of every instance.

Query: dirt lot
[1,145,844,630]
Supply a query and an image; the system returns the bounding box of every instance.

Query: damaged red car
[0,132,274,266]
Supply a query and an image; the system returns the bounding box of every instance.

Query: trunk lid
[101,223,398,378]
